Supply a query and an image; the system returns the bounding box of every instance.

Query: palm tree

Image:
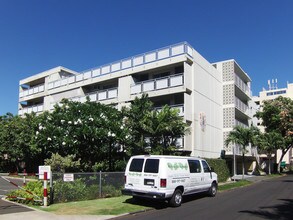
[225,125,260,179]
[257,132,285,174]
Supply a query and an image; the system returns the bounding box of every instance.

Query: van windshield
[129,159,144,172]
[144,159,159,173]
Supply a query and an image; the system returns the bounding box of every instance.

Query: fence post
[43,172,48,207]
[99,171,102,197]
[50,172,53,204]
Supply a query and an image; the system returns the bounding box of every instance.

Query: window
[188,160,201,173]
[175,66,184,74]
[144,159,159,173]
[129,159,144,172]
[201,160,211,173]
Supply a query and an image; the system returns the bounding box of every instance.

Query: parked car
[122,155,218,207]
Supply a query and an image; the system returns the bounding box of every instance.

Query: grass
[218,180,252,191]
[35,196,150,215]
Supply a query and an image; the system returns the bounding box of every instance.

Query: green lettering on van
[167,162,173,170]
[167,162,188,170]
[129,172,142,177]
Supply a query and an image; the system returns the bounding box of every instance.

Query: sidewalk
[0,199,116,220]
[231,174,272,182]
[0,212,116,220]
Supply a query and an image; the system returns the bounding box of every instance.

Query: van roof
[130,155,203,160]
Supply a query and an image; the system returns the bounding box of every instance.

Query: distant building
[253,81,293,170]
[18,42,223,158]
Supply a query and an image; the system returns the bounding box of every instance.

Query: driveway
[116,174,293,220]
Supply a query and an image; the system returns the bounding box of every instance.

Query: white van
[122,155,218,207]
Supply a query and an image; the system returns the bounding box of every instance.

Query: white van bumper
[122,189,166,199]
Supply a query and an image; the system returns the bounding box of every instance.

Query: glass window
[129,159,144,172]
[201,160,211,173]
[144,159,159,173]
[188,160,201,173]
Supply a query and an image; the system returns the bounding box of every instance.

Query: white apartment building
[18,42,223,158]
[253,81,293,167]
[213,60,255,173]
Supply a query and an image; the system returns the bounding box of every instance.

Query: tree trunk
[268,154,271,175]
[277,147,290,173]
[242,152,245,179]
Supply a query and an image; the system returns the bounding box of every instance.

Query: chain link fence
[50,172,124,203]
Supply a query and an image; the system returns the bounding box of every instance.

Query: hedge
[205,158,230,182]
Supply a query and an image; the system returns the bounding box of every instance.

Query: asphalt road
[0,175,24,197]
[0,175,34,215]
[116,175,293,220]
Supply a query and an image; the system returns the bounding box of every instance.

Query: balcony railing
[235,120,248,128]
[86,88,118,102]
[131,73,184,94]
[18,104,44,115]
[155,104,184,117]
[234,75,251,97]
[50,88,118,110]
[47,42,193,91]
[19,84,45,98]
[235,97,248,114]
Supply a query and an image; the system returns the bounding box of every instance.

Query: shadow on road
[123,193,208,210]
[239,199,293,220]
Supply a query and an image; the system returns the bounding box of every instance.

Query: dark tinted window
[188,160,201,173]
[144,159,159,173]
[129,159,144,172]
[202,160,210,173]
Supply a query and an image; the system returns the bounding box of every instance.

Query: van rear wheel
[169,189,182,207]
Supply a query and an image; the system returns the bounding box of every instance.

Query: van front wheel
[208,182,217,197]
[169,189,183,207]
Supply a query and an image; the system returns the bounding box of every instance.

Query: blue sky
[0,0,292,115]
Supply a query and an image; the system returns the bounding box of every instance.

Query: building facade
[18,42,223,158]
[213,60,254,155]
[253,82,293,168]
[213,60,256,174]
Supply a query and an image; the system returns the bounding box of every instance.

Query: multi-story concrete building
[213,60,255,174]
[253,81,293,168]
[18,42,223,158]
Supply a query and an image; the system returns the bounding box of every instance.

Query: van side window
[188,160,201,173]
[144,159,159,173]
[129,159,144,172]
[202,160,210,173]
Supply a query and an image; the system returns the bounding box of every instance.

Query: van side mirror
[210,167,214,172]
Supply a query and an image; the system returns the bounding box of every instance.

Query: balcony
[18,104,44,115]
[131,74,184,95]
[235,120,248,128]
[50,88,118,110]
[19,84,45,98]
[85,88,118,102]
[234,75,251,97]
[235,97,249,114]
[47,42,193,91]
[155,104,184,117]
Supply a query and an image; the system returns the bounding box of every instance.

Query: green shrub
[53,179,89,203]
[101,185,122,198]
[205,158,230,182]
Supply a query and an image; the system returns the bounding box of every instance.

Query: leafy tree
[34,99,127,171]
[44,153,81,172]
[225,125,260,179]
[255,96,293,173]
[0,113,41,172]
